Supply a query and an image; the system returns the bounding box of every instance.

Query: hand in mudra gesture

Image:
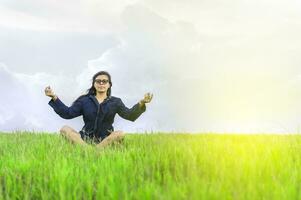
[140,93,153,104]
[44,86,57,100]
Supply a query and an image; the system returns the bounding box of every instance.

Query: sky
[1,0,301,134]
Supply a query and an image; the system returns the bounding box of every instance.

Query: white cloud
[0,63,84,132]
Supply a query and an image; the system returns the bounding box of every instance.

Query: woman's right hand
[45,86,57,100]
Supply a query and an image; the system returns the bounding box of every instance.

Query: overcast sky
[1,0,301,134]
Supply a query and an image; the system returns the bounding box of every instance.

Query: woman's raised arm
[45,86,83,119]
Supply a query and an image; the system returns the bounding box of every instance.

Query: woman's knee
[60,125,72,135]
[119,131,125,138]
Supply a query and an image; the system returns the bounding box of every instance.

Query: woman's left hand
[140,93,153,104]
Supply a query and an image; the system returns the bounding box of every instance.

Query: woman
[44,71,153,148]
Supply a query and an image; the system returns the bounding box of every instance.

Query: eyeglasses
[95,79,109,85]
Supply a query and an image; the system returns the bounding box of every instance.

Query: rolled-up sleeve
[117,98,146,122]
[48,97,83,119]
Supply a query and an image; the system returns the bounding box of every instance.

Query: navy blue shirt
[48,95,146,140]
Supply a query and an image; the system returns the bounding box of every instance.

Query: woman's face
[94,74,110,94]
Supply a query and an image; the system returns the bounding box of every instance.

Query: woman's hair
[72,71,112,104]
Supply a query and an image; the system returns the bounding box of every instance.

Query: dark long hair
[72,71,112,104]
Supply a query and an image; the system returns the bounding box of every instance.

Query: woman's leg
[96,131,125,149]
[60,125,87,146]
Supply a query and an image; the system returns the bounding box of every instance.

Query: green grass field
[0,132,301,200]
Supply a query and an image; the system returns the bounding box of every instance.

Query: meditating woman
[45,71,153,148]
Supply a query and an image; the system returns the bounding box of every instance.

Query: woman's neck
[95,92,107,100]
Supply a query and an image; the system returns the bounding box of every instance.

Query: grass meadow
[0,132,301,199]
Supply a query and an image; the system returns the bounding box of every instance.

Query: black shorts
[79,130,102,145]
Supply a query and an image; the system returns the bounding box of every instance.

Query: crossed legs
[95,130,124,149]
[59,125,125,148]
